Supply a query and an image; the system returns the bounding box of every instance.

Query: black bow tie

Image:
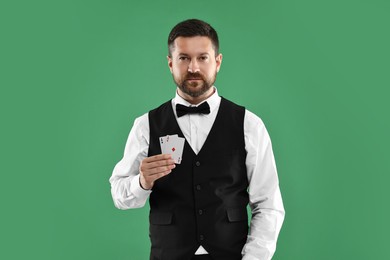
[176,102,210,118]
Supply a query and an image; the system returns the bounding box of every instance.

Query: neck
[177,87,215,105]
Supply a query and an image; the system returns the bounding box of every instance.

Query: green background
[1,0,389,259]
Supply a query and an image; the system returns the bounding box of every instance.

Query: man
[110,19,285,260]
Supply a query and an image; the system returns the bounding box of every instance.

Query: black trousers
[191,255,213,260]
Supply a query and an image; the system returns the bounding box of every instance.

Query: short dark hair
[168,19,219,57]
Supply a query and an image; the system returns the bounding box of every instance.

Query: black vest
[148,97,249,260]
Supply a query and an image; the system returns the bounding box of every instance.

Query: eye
[199,56,208,61]
[179,56,189,61]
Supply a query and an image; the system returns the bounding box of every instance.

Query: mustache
[185,72,204,80]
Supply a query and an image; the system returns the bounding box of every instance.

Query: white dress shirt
[109,87,285,260]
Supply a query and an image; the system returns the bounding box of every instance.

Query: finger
[147,170,172,182]
[143,164,176,177]
[140,159,175,173]
[144,154,172,163]
[147,159,175,169]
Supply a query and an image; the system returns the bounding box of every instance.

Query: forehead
[172,36,214,56]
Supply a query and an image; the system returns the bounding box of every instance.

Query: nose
[188,59,200,73]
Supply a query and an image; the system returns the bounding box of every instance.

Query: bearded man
[110,19,285,260]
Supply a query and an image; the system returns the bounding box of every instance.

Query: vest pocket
[227,208,248,222]
[150,211,173,225]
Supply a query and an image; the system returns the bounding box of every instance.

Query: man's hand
[139,154,176,190]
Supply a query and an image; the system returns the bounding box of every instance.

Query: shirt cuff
[130,174,152,199]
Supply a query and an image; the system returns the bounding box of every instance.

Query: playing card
[159,135,184,164]
[160,134,177,154]
[170,136,185,164]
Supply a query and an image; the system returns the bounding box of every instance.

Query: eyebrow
[178,53,210,56]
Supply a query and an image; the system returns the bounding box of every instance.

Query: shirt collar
[173,86,221,115]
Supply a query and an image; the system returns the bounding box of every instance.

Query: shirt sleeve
[109,113,152,210]
[241,110,285,260]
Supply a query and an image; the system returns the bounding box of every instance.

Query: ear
[216,53,223,73]
[167,55,173,73]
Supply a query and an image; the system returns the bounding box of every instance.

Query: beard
[173,71,217,98]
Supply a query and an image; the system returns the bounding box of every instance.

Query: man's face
[168,36,222,100]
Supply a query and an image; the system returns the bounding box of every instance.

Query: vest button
[195,161,201,166]
[198,209,203,215]
[196,185,201,190]
[199,235,204,241]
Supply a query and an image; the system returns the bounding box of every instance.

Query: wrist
[139,176,152,190]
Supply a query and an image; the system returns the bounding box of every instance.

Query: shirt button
[199,235,204,241]
[196,185,201,191]
[198,209,203,215]
[195,161,201,166]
